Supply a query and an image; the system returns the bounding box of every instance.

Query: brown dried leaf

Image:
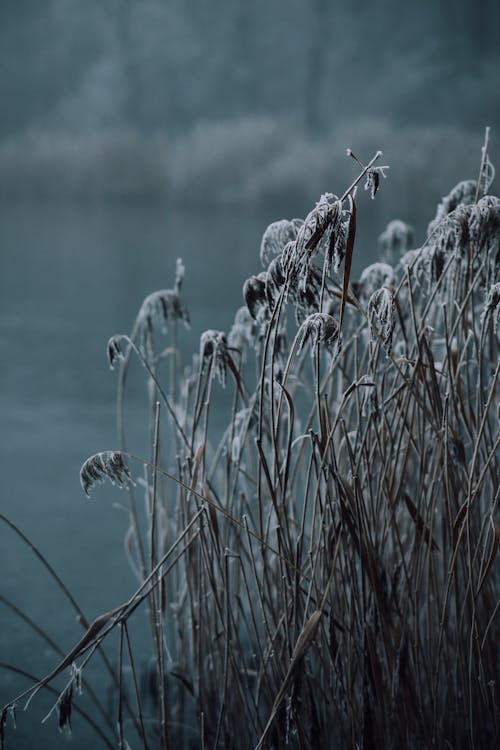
[339,198,356,339]
[404,493,439,551]
[256,610,322,750]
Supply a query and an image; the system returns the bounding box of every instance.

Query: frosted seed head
[80,451,133,496]
[478,149,496,198]
[137,288,190,356]
[368,287,396,353]
[364,166,388,199]
[295,193,339,257]
[260,219,302,268]
[398,248,419,273]
[298,312,339,353]
[378,219,414,262]
[200,329,229,387]
[469,197,500,250]
[228,306,258,356]
[265,253,288,308]
[243,272,268,320]
[175,257,185,293]
[427,180,477,236]
[107,335,125,370]
[358,263,395,301]
[323,199,348,274]
[57,683,73,731]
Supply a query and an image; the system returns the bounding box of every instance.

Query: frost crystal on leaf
[80,451,133,496]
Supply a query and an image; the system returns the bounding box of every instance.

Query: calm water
[0,198,380,748]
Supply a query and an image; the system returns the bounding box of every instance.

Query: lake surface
[0,198,381,748]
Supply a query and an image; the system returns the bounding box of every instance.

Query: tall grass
[2,133,499,749]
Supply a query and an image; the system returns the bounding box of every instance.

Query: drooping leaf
[339,197,357,340]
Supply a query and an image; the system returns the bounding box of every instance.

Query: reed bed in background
[2,133,499,749]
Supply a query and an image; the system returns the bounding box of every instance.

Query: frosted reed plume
[2,134,498,750]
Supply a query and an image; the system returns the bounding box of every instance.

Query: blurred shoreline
[1,117,496,245]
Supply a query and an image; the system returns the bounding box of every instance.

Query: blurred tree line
[1,0,499,136]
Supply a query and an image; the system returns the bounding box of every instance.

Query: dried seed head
[260,218,302,267]
[427,179,477,236]
[416,215,463,292]
[296,193,339,256]
[243,272,268,321]
[397,248,420,273]
[378,219,414,262]
[107,335,125,370]
[175,257,185,294]
[418,192,500,294]
[298,313,339,353]
[358,262,395,301]
[265,249,290,309]
[136,287,190,359]
[323,198,350,274]
[230,405,257,463]
[80,451,133,496]
[138,289,190,336]
[200,329,229,387]
[368,287,396,353]
[478,133,496,197]
[293,274,322,326]
[364,166,388,199]
[228,306,258,356]
[264,195,347,310]
[293,194,344,296]
[469,196,500,255]
[57,683,73,731]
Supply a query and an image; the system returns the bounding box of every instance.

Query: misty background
[0,2,499,747]
[1,0,499,217]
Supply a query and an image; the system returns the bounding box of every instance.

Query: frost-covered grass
[1,134,499,749]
